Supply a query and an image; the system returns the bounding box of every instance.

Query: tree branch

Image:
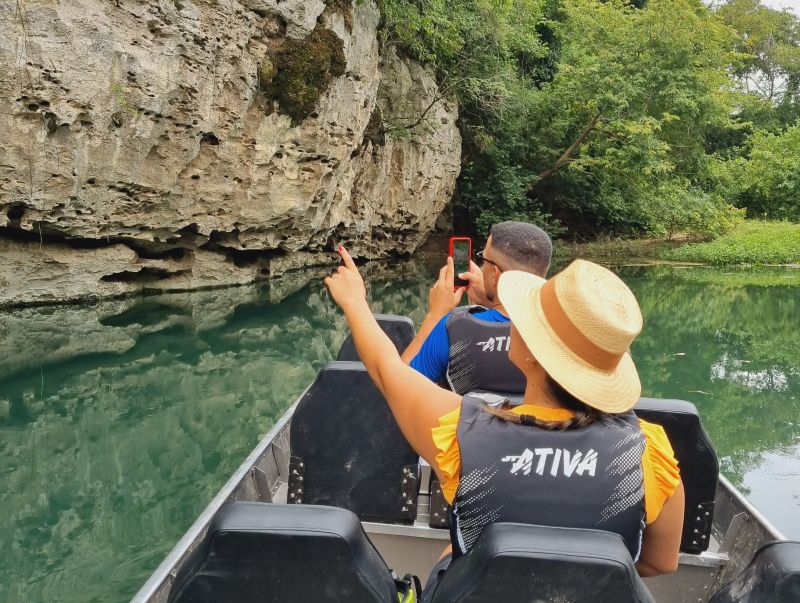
[528,113,601,189]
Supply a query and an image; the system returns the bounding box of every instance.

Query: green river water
[1,260,799,602]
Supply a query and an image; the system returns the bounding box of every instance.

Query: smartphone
[449,236,472,288]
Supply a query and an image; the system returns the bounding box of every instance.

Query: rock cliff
[0,0,461,307]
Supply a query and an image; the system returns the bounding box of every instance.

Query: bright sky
[761,0,800,12]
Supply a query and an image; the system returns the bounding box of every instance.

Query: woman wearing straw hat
[325,247,684,587]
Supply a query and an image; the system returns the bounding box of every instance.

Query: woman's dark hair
[482,376,600,430]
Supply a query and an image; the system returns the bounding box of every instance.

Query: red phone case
[449,236,472,288]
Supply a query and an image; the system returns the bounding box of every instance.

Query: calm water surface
[1,261,799,602]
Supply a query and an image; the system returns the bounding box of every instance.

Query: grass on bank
[665,221,800,266]
[554,221,800,266]
[553,237,685,264]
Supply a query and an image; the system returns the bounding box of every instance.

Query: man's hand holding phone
[449,237,472,288]
[398,244,468,365]
[459,260,491,307]
[428,256,466,319]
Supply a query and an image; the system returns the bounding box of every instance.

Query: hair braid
[481,377,600,430]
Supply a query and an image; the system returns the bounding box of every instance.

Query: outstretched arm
[400,257,465,364]
[325,247,461,469]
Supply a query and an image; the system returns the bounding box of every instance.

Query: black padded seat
[634,397,719,553]
[289,361,420,523]
[430,523,655,603]
[709,541,800,603]
[337,314,415,361]
[168,502,400,603]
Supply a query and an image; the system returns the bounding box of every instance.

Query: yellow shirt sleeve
[639,419,681,524]
[432,411,681,516]
[431,407,462,504]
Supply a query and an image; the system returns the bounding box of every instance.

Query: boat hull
[132,394,784,603]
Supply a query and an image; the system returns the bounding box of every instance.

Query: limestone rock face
[0,0,460,308]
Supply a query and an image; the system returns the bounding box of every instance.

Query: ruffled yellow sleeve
[640,419,681,524]
[431,407,462,504]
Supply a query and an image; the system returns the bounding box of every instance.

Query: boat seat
[634,397,719,554]
[709,541,800,603]
[429,523,655,603]
[289,361,419,523]
[168,502,404,603]
[337,314,415,361]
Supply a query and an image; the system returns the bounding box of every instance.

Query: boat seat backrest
[709,541,800,603]
[289,361,420,523]
[634,397,719,554]
[167,502,400,603]
[337,314,415,361]
[430,523,655,603]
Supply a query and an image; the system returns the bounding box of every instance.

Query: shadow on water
[1,261,798,602]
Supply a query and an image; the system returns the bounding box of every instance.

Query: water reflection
[0,261,431,603]
[1,262,798,602]
[621,265,800,531]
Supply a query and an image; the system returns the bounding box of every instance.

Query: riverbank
[556,221,800,267]
[554,237,686,265]
[665,221,800,266]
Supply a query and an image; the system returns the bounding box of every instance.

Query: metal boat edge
[131,393,304,603]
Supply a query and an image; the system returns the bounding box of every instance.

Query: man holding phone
[401,221,553,395]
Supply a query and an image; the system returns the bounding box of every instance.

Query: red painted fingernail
[338,244,343,251]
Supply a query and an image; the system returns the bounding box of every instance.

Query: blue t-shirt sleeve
[410,314,450,383]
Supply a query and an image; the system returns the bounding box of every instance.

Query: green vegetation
[259,24,346,125]
[377,0,800,239]
[647,265,800,288]
[553,237,684,264]
[666,221,800,265]
[715,124,800,221]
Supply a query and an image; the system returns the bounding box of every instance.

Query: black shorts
[421,553,453,603]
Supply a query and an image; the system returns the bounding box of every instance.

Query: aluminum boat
[133,315,797,603]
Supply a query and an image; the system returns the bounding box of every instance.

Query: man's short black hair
[489,221,552,277]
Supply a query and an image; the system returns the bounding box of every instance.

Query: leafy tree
[705,2,800,221]
[378,0,792,237]
[377,0,548,127]
[459,0,743,237]
[729,123,800,220]
[716,0,800,126]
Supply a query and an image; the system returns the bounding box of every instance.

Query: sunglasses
[476,250,504,272]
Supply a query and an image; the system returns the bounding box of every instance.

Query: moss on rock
[363,105,385,148]
[259,57,277,86]
[325,0,354,31]
[260,25,347,125]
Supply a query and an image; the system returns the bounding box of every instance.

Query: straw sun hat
[498,259,643,413]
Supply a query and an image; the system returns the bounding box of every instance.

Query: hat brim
[498,271,641,414]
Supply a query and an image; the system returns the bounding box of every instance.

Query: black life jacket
[450,395,646,560]
[444,306,526,395]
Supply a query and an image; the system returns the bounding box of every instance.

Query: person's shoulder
[447,306,508,323]
[638,419,673,453]
[473,307,509,323]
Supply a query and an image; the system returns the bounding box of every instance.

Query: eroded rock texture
[0,0,461,307]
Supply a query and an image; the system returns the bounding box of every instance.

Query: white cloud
[760,0,800,12]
